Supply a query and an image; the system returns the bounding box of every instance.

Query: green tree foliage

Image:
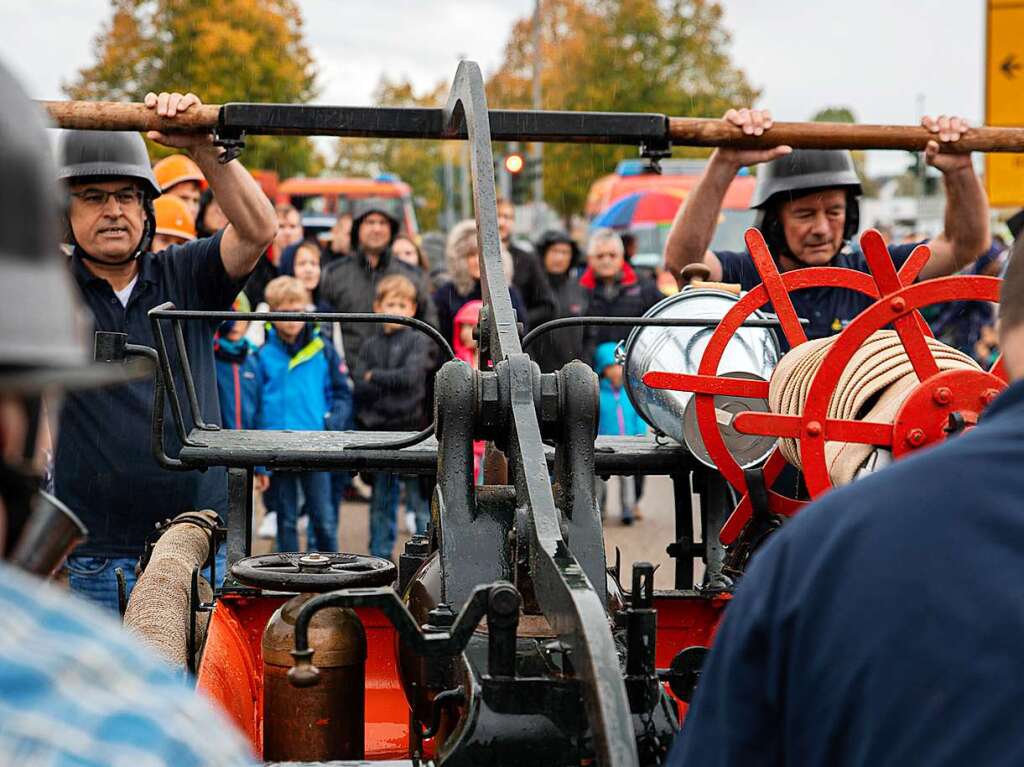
[811,106,856,124]
[332,77,449,230]
[488,0,760,217]
[65,0,321,178]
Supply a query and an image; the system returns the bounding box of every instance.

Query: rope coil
[768,330,979,485]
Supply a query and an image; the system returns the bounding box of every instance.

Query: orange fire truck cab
[276,174,419,240]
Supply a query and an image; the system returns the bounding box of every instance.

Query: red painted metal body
[197,594,409,760]
[644,228,1006,541]
[196,591,728,756]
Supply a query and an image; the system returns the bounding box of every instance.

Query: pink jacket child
[453,300,486,480]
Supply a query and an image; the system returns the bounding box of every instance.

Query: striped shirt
[0,562,255,766]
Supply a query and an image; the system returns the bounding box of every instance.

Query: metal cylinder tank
[624,287,781,469]
[262,592,366,761]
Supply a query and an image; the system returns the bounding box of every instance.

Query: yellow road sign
[986,1,1024,207]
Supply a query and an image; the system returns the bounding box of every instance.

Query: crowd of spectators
[185,183,671,556]
[143,155,1014,560]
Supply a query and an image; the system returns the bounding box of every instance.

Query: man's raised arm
[144,91,277,280]
[915,115,991,281]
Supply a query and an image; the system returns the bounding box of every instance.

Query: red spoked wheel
[644,228,1005,545]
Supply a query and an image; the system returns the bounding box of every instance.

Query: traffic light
[503,153,527,204]
[504,153,525,175]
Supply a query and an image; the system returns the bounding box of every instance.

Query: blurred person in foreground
[0,60,255,765]
[56,90,277,611]
[663,108,990,343]
[667,238,1024,767]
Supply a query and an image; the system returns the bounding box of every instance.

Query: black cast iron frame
[126,60,756,767]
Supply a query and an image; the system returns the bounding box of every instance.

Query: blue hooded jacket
[213,333,261,430]
[256,325,353,431]
[594,342,646,437]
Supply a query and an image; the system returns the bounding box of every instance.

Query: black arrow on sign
[1002,53,1022,79]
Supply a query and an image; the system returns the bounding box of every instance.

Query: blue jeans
[275,471,336,552]
[67,543,227,614]
[403,476,431,534]
[370,474,400,560]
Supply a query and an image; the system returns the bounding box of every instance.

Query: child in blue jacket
[594,341,647,525]
[256,276,353,553]
[214,319,261,430]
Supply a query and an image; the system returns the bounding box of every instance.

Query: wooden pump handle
[40,100,219,132]
[668,117,1024,153]
[37,100,1024,153]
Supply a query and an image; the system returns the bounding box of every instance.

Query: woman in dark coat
[531,230,587,372]
[431,219,528,348]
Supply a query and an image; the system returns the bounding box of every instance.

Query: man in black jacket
[319,201,437,377]
[497,198,558,331]
[580,227,663,366]
[533,229,588,372]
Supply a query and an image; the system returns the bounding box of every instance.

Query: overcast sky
[0,0,987,175]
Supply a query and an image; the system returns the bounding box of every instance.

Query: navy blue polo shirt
[669,378,1024,767]
[55,231,243,558]
[716,241,920,342]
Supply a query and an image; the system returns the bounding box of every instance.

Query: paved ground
[252,473,698,591]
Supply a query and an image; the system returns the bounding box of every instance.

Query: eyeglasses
[71,188,144,209]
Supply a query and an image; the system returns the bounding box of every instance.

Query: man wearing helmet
[0,63,256,765]
[56,91,277,610]
[663,109,990,341]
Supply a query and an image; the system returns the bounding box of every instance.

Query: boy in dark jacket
[354,274,430,558]
[257,276,353,554]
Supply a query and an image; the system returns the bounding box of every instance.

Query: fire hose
[123,510,218,667]
[769,330,979,485]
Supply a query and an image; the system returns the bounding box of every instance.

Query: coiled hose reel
[643,228,1006,546]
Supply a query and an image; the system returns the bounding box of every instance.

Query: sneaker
[258,511,277,539]
[621,516,634,527]
[630,505,644,522]
[405,511,417,536]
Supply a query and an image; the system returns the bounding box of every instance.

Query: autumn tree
[65,0,321,178]
[488,0,759,218]
[332,77,450,230]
